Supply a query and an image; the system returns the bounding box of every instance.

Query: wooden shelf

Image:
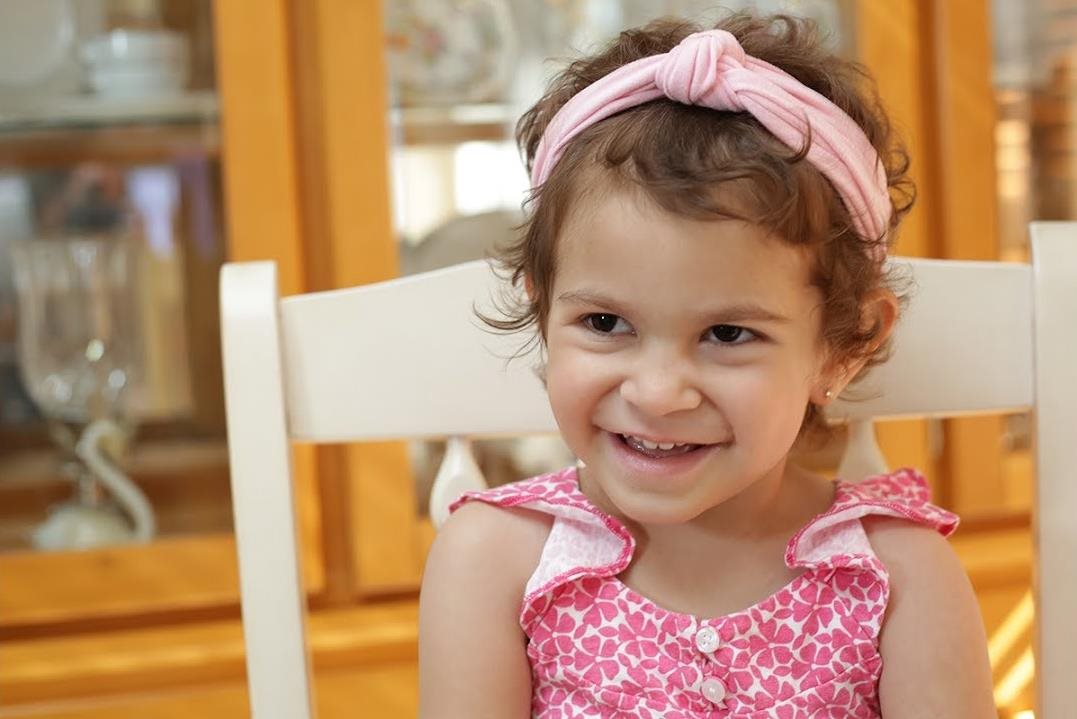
[0,438,233,553]
[0,122,220,167]
[391,103,514,145]
[0,91,220,167]
[0,437,228,490]
[0,91,219,134]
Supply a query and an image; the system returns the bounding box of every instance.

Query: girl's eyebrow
[556,290,791,324]
[556,290,629,314]
[700,303,792,324]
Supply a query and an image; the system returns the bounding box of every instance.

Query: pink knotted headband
[531,29,892,261]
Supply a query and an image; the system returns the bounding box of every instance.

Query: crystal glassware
[11,234,155,550]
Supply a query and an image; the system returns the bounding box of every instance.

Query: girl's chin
[600,478,765,528]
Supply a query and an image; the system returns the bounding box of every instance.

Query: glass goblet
[11,234,156,550]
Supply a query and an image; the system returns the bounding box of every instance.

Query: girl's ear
[815,288,900,405]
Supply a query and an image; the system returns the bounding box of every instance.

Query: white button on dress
[700,676,727,705]
[694,626,720,654]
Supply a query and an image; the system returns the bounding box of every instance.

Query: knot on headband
[654,30,745,108]
[530,29,893,262]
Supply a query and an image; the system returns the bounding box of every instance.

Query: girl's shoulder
[437,480,555,580]
[449,467,635,612]
[419,480,554,717]
[428,473,570,609]
[831,468,963,588]
[448,466,631,556]
[421,479,555,644]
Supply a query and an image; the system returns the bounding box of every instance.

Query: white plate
[0,0,75,87]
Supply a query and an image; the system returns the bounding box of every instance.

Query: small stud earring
[824,388,833,400]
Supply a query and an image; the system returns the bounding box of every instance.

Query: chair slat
[828,257,1033,421]
[280,257,1034,443]
[280,260,555,442]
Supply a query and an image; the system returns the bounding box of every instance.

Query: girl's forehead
[553,189,817,311]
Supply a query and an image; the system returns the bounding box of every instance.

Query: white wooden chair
[219,222,1077,718]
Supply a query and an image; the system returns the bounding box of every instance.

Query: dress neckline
[566,465,844,567]
[562,465,845,626]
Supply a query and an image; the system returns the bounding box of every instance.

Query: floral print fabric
[450,467,958,718]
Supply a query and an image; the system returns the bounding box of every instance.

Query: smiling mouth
[619,433,706,459]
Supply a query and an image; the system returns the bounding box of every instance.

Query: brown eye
[587,313,620,333]
[708,324,756,344]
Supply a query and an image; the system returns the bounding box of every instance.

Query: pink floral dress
[450,466,958,718]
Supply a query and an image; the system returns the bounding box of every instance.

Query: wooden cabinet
[0,2,415,715]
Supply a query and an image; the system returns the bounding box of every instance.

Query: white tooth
[658,442,675,450]
[641,439,660,450]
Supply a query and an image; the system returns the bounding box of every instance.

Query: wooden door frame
[857,0,1006,513]
[924,0,1009,519]
[214,0,328,594]
[286,0,424,600]
[855,0,939,485]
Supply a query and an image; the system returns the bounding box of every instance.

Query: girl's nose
[619,359,702,416]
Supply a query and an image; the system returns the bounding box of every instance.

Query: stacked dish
[80,29,189,98]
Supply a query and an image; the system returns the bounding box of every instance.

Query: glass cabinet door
[0,0,330,638]
[1,8,334,714]
[0,1,230,552]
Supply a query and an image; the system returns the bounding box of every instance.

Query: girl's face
[544,189,832,526]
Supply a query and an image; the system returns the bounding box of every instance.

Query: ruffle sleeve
[785,467,959,572]
[450,467,635,630]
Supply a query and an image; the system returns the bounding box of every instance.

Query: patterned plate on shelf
[386,0,517,107]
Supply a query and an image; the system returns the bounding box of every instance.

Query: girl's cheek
[545,353,590,405]
[718,372,804,430]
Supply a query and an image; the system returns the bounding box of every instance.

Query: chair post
[429,436,488,528]
[220,261,316,719]
[1029,222,1077,718]
[836,420,889,482]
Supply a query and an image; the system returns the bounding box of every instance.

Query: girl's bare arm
[866,516,996,718]
[418,501,551,719]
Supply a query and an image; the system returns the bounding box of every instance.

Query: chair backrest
[219,223,1077,718]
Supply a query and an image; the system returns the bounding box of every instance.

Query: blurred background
[0,0,1057,716]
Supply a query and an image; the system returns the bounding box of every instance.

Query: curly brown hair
[487,11,915,444]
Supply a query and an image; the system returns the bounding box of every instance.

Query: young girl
[419,12,994,718]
